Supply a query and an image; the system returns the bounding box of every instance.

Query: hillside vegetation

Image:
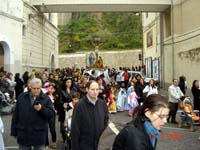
[58,12,143,53]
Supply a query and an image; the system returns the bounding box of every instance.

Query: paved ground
[3,112,200,150]
[2,89,200,150]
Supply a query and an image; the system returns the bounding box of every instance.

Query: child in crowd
[107,89,117,113]
[124,81,135,110]
[127,87,139,116]
[64,92,80,130]
[116,88,126,111]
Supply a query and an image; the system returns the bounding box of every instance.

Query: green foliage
[58,12,142,53]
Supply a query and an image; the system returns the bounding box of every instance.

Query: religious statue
[95,56,104,68]
[89,52,95,67]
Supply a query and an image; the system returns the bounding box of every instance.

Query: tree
[58,12,142,53]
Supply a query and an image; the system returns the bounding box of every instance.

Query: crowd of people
[0,66,200,149]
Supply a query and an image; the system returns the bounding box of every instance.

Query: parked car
[119,70,155,84]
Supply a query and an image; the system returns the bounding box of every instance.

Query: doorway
[0,43,4,69]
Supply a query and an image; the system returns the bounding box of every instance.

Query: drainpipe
[42,15,44,66]
[171,0,175,79]
[159,13,164,88]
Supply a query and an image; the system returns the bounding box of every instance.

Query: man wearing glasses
[11,78,54,150]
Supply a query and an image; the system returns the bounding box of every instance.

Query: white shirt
[143,85,158,97]
[168,84,184,103]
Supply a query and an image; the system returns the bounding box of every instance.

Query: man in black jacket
[11,78,54,150]
[71,80,109,150]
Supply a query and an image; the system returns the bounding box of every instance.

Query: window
[48,13,52,22]
[22,25,26,36]
[146,13,148,18]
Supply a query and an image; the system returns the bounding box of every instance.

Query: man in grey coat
[11,78,54,150]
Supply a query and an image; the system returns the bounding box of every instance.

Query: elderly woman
[112,94,169,150]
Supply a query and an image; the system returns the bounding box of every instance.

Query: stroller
[63,109,72,150]
[0,91,15,115]
[178,96,200,131]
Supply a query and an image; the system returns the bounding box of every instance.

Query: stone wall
[59,49,142,68]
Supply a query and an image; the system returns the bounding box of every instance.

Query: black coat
[178,81,186,95]
[71,96,109,150]
[11,91,54,146]
[14,78,24,99]
[192,87,200,111]
[112,118,155,150]
[135,81,145,103]
[58,88,77,122]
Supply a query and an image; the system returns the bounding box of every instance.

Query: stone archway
[0,41,10,71]
[0,44,4,68]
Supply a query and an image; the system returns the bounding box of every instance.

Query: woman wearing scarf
[112,94,169,150]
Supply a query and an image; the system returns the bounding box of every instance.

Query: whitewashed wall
[22,2,59,73]
[0,0,23,73]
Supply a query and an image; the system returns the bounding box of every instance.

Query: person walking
[135,74,145,105]
[168,79,184,123]
[112,94,169,150]
[5,72,16,100]
[11,78,54,150]
[14,73,24,100]
[191,80,200,111]
[143,79,158,97]
[59,77,77,142]
[123,69,129,90]
[71,80,109,150]
[178,76,187,95]
[44,82,59,149]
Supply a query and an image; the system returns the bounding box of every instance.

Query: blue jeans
[19,145,44,150]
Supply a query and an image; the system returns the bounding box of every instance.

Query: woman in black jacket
[191,80,200,111]
[59,77,77,142]
[14,73,24,100]
[112,94,169,150]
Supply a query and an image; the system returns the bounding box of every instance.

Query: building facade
[0,0,58,74]
[143,0,200,91]
[57,13,72,25]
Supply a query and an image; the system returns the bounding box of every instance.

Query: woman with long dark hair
[59,77,77,142]
[112,94,169,150]
[14,73,24,100]
[44,82,60,149]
